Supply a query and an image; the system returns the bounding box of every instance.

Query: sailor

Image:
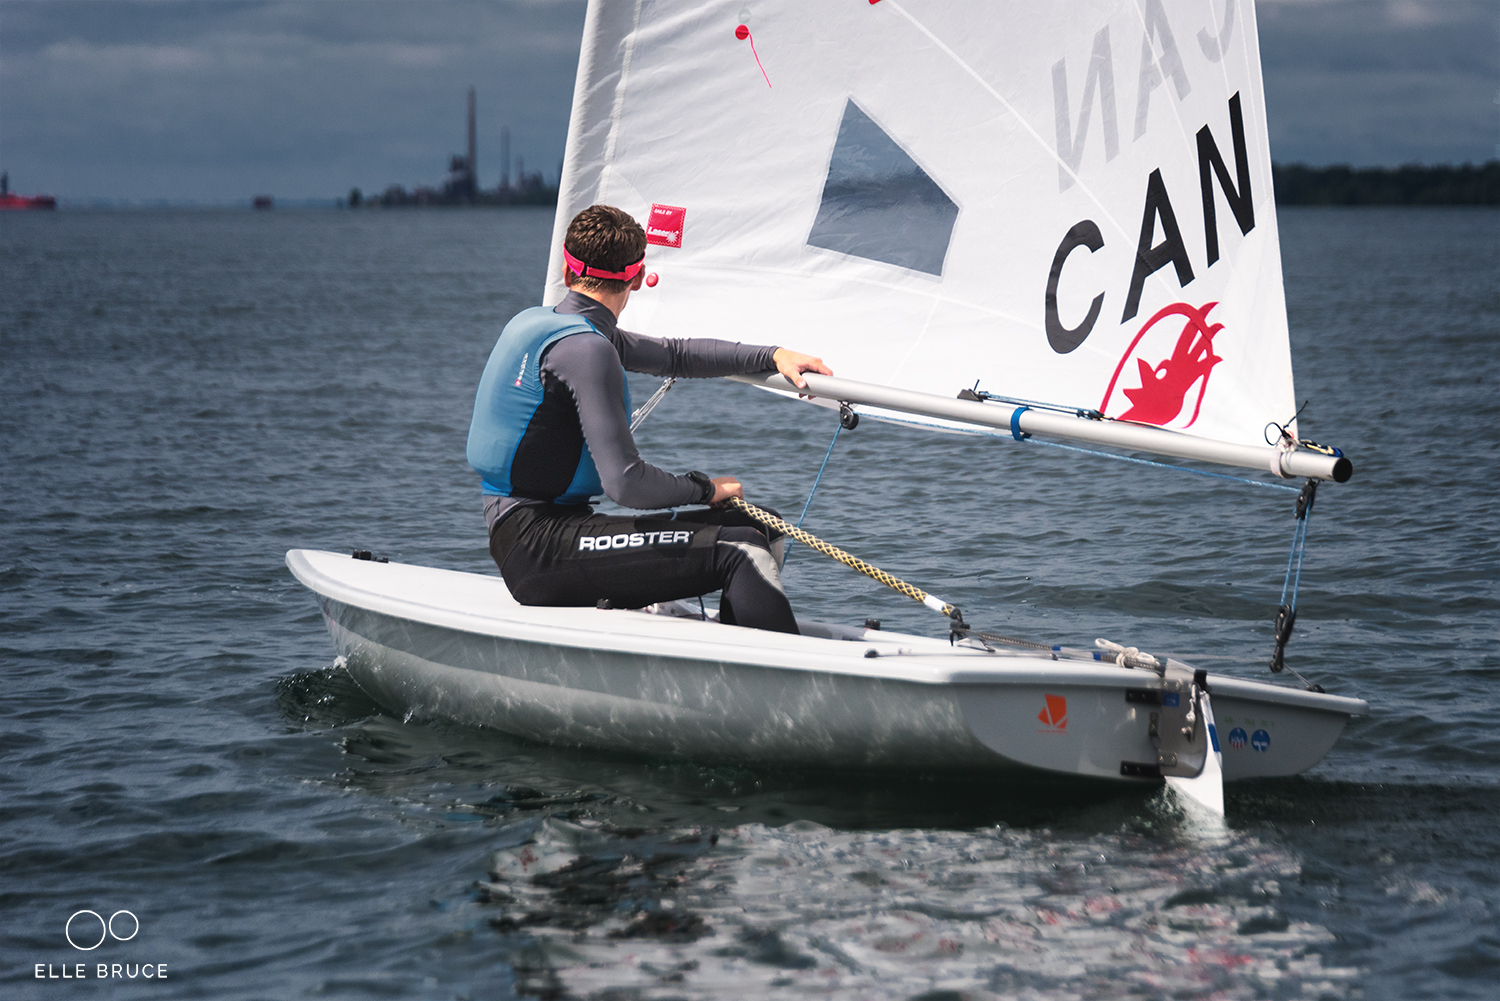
[467,204,832,633]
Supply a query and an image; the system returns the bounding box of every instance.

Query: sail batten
[551,1,1329,459]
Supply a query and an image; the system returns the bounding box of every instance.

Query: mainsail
[547,0,1348,480]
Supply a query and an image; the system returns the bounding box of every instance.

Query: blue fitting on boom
[1010,406,1032,442]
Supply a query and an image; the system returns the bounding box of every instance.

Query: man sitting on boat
[467,204,832,634]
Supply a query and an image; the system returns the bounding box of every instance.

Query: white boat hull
[289,549,1365,781]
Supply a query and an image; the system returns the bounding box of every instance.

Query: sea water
[1,206,1496,1000]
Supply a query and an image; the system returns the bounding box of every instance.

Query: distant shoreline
[1272,162,1498,206]
[19,163,1499,209]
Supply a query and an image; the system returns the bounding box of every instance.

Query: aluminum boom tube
[729,372,1352,482]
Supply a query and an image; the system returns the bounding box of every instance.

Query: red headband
[563,245,645,282]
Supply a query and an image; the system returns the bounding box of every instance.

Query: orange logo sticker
[1037,694,1068,731]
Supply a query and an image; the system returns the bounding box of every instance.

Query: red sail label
[646,204,687,248]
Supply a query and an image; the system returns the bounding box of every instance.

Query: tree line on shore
[343,174,556,208]
[338,161,1499,209]
[1272,161,1498,206]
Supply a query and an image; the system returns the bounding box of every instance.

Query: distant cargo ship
[0,172,55,210]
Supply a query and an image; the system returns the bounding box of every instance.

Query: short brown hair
[563,205,646,294]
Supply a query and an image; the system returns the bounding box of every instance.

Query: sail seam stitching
[886,297,943,385]
[885,1,1129,240]
[598,0,646,202]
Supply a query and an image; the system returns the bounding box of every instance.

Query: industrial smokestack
[466,86,477,185]
[500,127,511,189]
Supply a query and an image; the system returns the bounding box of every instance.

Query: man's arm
[616,330,831,389]
[615,331,775,379]
[542,334,709,509]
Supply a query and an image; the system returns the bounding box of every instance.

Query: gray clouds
[0,0,587,201]
[1259,0,1499,166]
[0,0,1494,202]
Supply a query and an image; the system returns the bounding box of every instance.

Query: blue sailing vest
[466,306,631,504]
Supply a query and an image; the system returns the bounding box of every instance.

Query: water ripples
[480,816,1358,1000]
[1,207,1495,999]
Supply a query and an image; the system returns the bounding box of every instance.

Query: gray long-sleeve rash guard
[483,291,779,531]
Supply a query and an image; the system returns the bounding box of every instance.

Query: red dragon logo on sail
[1099,301,1224,428]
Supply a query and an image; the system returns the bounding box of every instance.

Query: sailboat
[288,0,1364,808]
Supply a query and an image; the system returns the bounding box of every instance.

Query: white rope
[1095,638,1161,670]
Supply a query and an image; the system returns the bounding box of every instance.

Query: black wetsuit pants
[489,503,798,634]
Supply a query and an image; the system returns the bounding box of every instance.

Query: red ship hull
[0,193,58,210]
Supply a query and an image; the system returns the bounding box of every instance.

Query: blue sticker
[1208,724,1220,752]
[1251,729,1271,752]
[1228,727,1248,750]
[1162,692,1181,708]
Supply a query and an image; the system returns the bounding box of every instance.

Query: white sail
[548,0,1301,456]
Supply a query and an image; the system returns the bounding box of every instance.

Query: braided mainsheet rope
[729,498,1079,656]
[725,497,958,619]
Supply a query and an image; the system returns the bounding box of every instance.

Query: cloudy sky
[0,0,1495,202]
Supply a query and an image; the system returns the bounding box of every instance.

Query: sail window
[806,100,958,277]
